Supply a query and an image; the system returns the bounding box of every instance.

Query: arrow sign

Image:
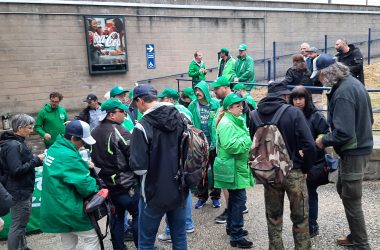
[146,44,156,69]
[146,44,154,53]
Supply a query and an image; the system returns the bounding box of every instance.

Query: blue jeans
[226,189,247,241]
[165,190,194,234]
[110,188,140,250]
[138,197,187,250]
[307,180,319,231]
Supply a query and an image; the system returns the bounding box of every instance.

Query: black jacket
[75,102,102,124]
[130,103,186,211]
[91,119,137,195]
[0,182,13,216]
[249,97,316,173]
[323,75,373,156]
[283,67,313,87]
[0,131,42,201]
[336,44,364,84]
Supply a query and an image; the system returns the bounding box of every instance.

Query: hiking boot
[227,229,249,236]
[195,199,206,209]
[186,227,195,234]
[309,223,319,238]
[212,199,221,208]
[230,238,253,248]
[158,233,172,243]
[336,234,354,246]
[215,208,228,224]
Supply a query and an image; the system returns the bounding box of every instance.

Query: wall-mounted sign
[146,44,156,69]
[84,16,128,74]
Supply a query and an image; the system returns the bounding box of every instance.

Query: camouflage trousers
[264,169,310,250]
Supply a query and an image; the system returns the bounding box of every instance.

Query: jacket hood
[143,103,184,132]
[0,131,24,141]
[257,96,287,116]
[43,103,56,112]
[194,81,212,103]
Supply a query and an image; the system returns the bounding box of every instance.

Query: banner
[0,167,43,239]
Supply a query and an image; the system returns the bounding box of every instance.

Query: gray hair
[319,62,350,86]
[11,114,35,132]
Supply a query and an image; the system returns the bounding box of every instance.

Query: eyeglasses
[112,110,125,114]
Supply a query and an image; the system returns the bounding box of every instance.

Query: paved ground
[1,181,379,250]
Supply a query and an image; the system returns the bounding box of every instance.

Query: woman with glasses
[0,114,44,250]
[214,93,254,249]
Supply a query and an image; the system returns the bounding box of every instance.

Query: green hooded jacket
[35,103,68,147]
[187,81,220,150]
[232,55,256,90]
[122,113,135,132]
[214,112,254,189]
[174,103,194,122]
[40,135,98,233]
[218,57,236,82]
[188,59,206,84]
[244,93,257,109]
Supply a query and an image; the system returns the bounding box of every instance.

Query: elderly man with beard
[315,54,373,249]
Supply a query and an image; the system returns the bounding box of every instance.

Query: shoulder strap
[252,110,264,127]
[270,104,290,125]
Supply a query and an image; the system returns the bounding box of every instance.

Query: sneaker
[310,229,319,238]
[158,233,172,243]
[230,238,253,248]
[336,235,353,246]
[227,229,249,237]
[212,199,221,208]
[186,227,195,234]
[195,199,206,209]
[123,229,133,242]
[215,209,228,224]
[242,207,249,214]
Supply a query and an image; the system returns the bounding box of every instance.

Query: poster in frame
[84,16,128,74]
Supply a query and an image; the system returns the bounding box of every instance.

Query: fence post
[267,60,271,81]
[324,35,328,54]
[273,41,276,81]
[368,28,372,65]
[177,79,180,92]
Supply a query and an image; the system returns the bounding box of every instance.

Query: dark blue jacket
[130,103,186,211]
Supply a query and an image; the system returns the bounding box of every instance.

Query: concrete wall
[0,0,380,118]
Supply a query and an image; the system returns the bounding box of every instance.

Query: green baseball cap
[233,83,246,91]
[110,86,129,98]
[220,48,229,54]
[158,88,180,100]
[222,93,245,110]
[101,99,128,112]
[183,87,196,100]
[211,76,230,88]
[238,44,248,51]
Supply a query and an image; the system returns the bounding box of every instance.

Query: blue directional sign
[146,44,156,69]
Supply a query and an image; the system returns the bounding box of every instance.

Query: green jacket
[188,59,206,83]
[218,57,236,82]
[35,103,68,147]
[232,55,255,90]
[188,81,220,150]
[214,112,254,189]
[244,93,257,109]
[122,113,135,132]
[175,103,194,122]
[40,135,98,233]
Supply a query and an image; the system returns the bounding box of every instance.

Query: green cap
[222,93,245,110]
[233,83,246,91]
[101,99,128,112]
[211,76,230,88]
[220,48,229,54]
[183,87,196,100]
[110,86,129,98]
[238,44,248,51]
[158,88,180,100]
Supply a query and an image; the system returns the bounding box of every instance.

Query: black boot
[230,238,253,248]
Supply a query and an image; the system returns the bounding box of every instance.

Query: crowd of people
[0,40,373,250]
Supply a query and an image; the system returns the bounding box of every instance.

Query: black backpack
[0,139,14,216]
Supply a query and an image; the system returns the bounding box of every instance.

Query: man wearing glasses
[35,92,68,148]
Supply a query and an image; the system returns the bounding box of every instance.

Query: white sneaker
[186,227,195,234]
[158,233,172,243]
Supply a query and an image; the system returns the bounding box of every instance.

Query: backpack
[179,116,209,189]
[249,105,293,186]
[0,139,14,216]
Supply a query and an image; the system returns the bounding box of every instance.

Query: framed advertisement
[84,16,128,74]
